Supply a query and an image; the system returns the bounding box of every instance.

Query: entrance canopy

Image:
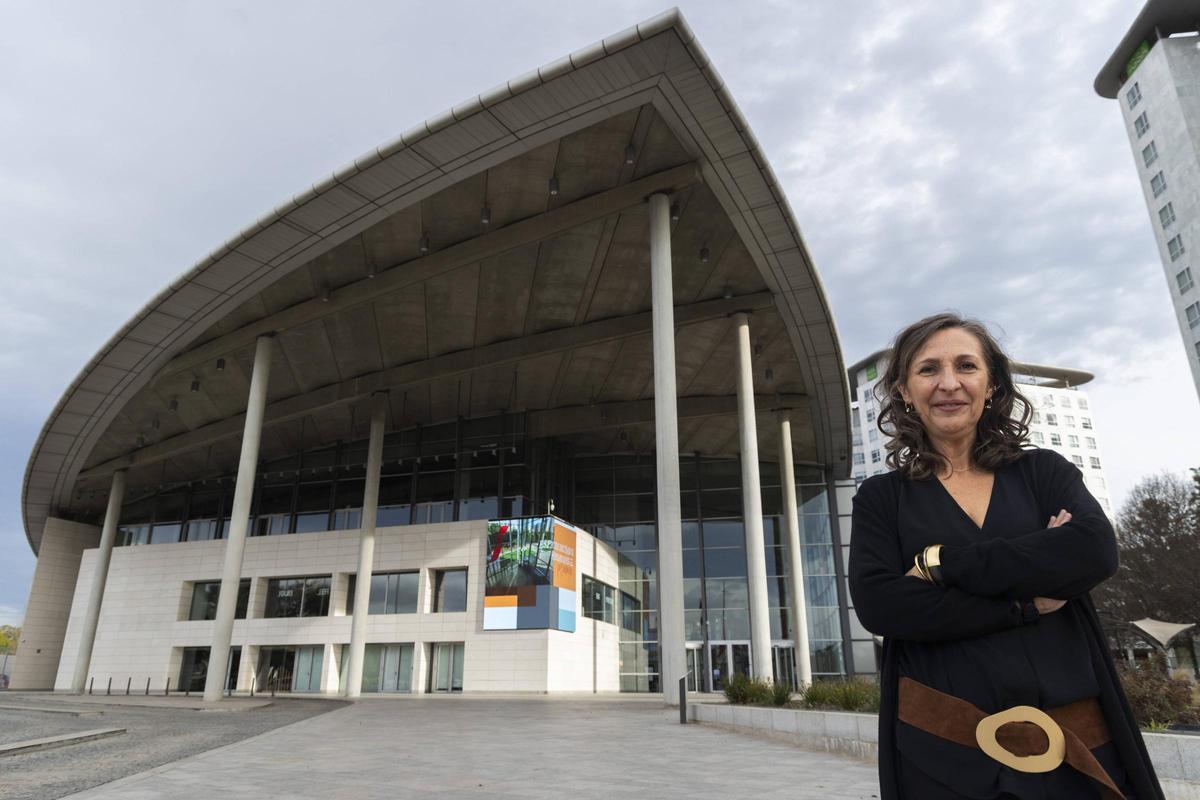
[21,10,850,554]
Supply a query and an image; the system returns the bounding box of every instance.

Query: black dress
[848,447,1165,800]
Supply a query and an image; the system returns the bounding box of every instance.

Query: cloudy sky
[2,0,1196,627]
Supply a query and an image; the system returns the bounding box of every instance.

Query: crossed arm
[847,453,1117,643]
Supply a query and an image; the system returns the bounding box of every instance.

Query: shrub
[801,677,881,713]
[1117,653,1200,729]
[723,674,791,706]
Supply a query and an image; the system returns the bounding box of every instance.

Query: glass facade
[346,571,419,615]
[111,412,845,692]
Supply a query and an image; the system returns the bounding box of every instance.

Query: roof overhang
[21,8,851,554]
[1094,0,1200,98]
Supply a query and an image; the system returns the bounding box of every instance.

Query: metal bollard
[679,676,687,725]
[126,677,131,696]
[164,676,170,696]
[88,677,94,695]
[145,677,151,696]
[250,674,255,698]
[106,677,112,696]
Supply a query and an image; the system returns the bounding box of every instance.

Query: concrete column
[648,192,685,705]
[733,312,773,681]
[777,412,812,687]
[345,391,388,697]
[70,470,125,693]
[204,334,273,702]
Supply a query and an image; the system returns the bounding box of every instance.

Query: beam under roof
[162,162,700,378]
[528,393,809,439]
[80,291,775,481]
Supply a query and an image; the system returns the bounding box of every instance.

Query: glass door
[381,644,413,693]
[730,642,751,680]
[773,645,797,689]
[685,647,703,692]
[292,645,324,693]
[431,643,465,692]
[709,643,729,691]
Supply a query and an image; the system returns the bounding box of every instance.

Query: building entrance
[708,641,750,691]
[430,642,464,692]
[256,645,324,693]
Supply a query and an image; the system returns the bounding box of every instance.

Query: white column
[733,311,773,681]
[70,469,126,693]
[205,334,273,702]
[649,192,685,705]
[345,391,388,697]
[778,412,812,686]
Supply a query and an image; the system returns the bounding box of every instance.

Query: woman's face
[898,327,995,444]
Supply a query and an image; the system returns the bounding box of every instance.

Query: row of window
[184,569,468,621]
[1028,431,1097,449]
[1031,412,1093,429]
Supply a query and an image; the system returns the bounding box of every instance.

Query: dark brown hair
[873,312,1033,480]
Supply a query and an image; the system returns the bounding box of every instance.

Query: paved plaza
[55,697,881,800]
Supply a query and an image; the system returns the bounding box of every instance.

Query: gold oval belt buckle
[975,705,1066,773]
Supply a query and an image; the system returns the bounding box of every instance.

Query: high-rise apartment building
[1095,1,1200,402]
[846,350,1114,518]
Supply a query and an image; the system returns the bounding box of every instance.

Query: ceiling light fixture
[215,358,226,372]
[700,246,710,263]
[624,144,636,165]
[548,177,559,196]
[480,205,491,226]
[419,234,430,255]
[670,203,680,222]
[190,379,200,393]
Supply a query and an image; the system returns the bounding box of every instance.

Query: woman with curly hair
[848,313,1163,800]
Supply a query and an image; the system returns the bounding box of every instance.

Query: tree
[1092,471,1200,632]
[0,625,19,654]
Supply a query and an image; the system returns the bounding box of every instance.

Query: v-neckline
[933,467,998,533]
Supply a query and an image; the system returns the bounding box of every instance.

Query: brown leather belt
[898,677,1125,800]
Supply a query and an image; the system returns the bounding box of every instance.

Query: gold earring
[904,402,913,413]
[985,397,993,409]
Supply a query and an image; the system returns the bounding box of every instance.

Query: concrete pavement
[62,696,881,800]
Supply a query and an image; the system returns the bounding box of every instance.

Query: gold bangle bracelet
[925,544,943,570]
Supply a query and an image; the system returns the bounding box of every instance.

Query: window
[1077,397,1088,410]
[1089,457,1102,470]
[1142,141,1158,167]
[264,576,331,618]
[1188,302,1200,330]
[1071,455,1084,468]
[1195,341,1200,360]
[582,576,616,624]
[1050,433,1062,446]
[870,450,881,464]
[346,571,419,615]
[1081,417,1093,430]
[432,569,468,613]
[1160,202,1176,229]
[1064,415,1075,427]
[1068,435,1080,447]
[1031,431,1044,444]
[1134,111,1150,137]
[1151,171,1168,197]
[1046,413,1057,426]
[868,428,878,442]
[1057,395,1071,407]
[1032,411,1042,424]
[853,452,865,465]
[866,408,876,423]
[1178,267,1195,293]
[853,472,867,483]
[1168,235,1185,261]
[1086,437,1097,449]
[1126,82,1142,108]
[188,579,250,621]
[1096,477,1106,489]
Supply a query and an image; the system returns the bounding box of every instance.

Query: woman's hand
[1032,509,1072,614]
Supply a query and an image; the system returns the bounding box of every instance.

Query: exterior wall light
[216,358,226,371]
[190,379,200,393]
[481,205,491,225]
[700,246,710,263]
[419,234,430,255]
[670,203,680,221]
[624,144,636,164]
[548,177,559,196]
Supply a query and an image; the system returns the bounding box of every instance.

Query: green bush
[1116,653,1200,729]
[801,677,881,713]
[723,674,791,706]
